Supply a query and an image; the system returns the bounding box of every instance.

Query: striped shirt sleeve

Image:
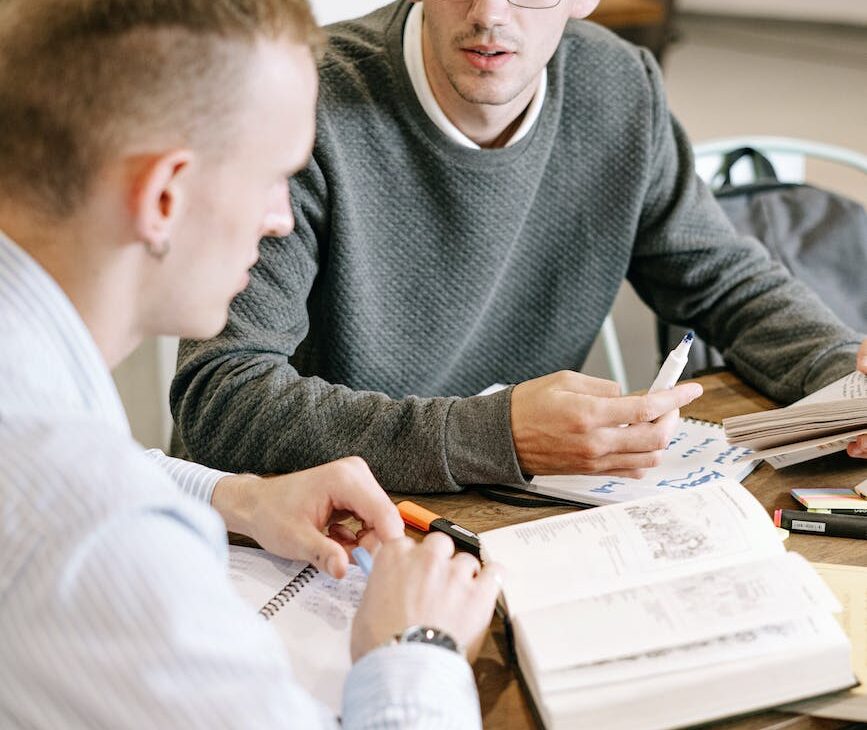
[145,448,230,503]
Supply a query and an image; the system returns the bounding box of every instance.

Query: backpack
[657,147,867,376]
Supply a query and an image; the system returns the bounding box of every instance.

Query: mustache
[453,29,522,51]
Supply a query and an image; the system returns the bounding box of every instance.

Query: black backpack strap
[713,147,779,190]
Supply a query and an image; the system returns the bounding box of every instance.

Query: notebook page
[530,418,754,506]
[228,545,308,608]
[228,546,365,714]
[480,479,784,617]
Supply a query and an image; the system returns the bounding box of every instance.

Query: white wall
[310,0,391,26]
[679,0,867,26]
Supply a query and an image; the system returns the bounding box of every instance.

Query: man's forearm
[172,352,524,493]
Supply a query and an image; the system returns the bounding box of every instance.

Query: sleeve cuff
[342,643,481,730]
[803,340,862,397]
[144,450,231,504]
[444,387,528,487]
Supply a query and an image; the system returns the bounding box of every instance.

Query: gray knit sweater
[171,1,859,493]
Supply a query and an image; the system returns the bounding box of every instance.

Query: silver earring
[146,238,171,260]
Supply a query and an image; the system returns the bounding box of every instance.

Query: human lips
[461,44,516,71]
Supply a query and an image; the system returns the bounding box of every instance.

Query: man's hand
[511,370,703,476]
[350,533,501,663]
[847,338,867,459]
[212,457,404,578]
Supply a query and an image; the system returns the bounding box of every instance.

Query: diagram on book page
[623,500,714,561]
[613,482,783,576]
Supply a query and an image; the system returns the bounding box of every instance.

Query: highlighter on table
[774,508,867,540]
[397,501,481,558]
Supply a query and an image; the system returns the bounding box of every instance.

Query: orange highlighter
[397,501,481,558]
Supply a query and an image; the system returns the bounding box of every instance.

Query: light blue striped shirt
[0,231,482,728]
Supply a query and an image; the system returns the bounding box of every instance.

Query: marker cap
[397,500,440,531]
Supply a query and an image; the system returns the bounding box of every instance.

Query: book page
[228,546,365,714]
[480,480,784,616]
[747,428,867,468]
[530,419,755,506]
[517,552,839,675]
[536,613,844,695]
[786,563,867,720]
[799,372,867,406]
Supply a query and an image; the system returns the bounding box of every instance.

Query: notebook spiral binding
[259,565,318,619]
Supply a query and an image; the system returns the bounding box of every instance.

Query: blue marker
[352,546,373,576]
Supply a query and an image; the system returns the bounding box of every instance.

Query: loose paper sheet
[785,562,867,720]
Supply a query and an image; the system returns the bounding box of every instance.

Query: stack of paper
[723,372,867,469]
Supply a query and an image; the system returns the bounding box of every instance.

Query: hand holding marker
[650,331,694,393]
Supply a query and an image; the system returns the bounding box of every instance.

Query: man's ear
[569,0,601,19]
[128,149,192,249]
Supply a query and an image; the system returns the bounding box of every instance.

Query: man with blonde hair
[0,1,499,727]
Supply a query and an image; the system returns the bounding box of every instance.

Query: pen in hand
[352,546,373,577]
[649,330,694,393]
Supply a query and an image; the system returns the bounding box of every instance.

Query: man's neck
[420,24,539,149]
[0,210,141,370]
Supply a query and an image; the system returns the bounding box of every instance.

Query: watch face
[401,626,459,653]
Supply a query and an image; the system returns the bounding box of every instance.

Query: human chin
[449,70,527,106]
[183,306,230,341]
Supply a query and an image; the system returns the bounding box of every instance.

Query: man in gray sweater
[172,0,867,493]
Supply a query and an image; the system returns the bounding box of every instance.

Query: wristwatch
[391,625,461,654]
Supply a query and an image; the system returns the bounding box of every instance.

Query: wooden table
[391,371,867,730]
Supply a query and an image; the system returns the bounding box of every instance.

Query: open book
[479,480,855,730]
[723,371,867,468]
[228,546,365,714]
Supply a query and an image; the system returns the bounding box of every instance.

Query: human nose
[261,181,294,238]
[465,0,512,27]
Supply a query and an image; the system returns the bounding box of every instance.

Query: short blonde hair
[0,0,321,218]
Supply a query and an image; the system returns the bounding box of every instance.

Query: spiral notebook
[526,417,757,506]
[228,545,365,713]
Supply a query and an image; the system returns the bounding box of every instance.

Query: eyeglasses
[439,0,563,9]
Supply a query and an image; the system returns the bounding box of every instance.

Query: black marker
[774,509,867,540]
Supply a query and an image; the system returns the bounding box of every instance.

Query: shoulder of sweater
[317,3,402,78]
[558,18,656,82]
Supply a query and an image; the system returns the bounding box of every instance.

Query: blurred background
[114,0,867,450]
